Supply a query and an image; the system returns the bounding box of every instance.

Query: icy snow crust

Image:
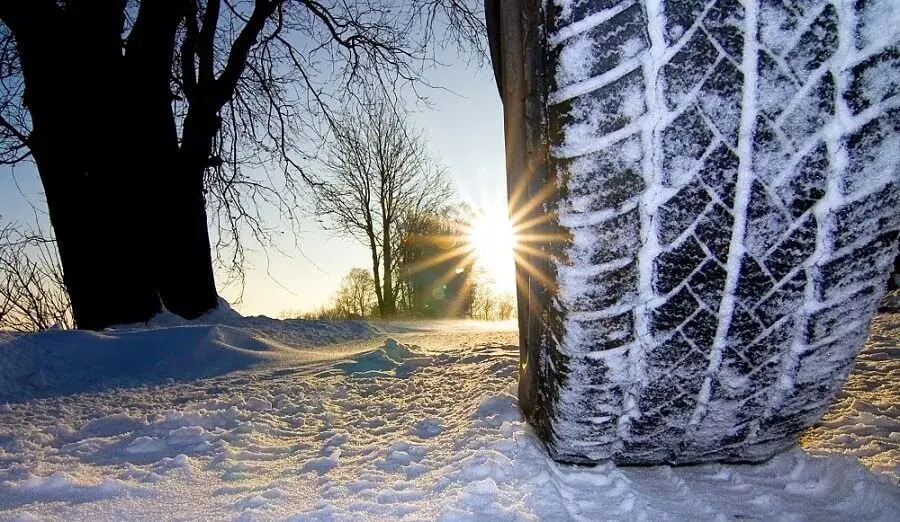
[1,317,899,520]
[544,0,900,462]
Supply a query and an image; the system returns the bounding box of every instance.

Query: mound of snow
[0,472,152,508]
[331,338,423,378]
[143,296,243,328]
[0,298,378,402]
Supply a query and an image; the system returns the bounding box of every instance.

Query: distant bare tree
[277,308,303,320]
[314,100,452,318]
[496,293,515,320]
[286,303,349,321]
[0,223,73,331]
[278,269,374,320]
[470,282,496,320]
[334,268,376,318]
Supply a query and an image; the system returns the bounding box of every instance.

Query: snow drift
[0,308,898,520]
[0,302,377,402]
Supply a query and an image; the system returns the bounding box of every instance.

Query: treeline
[282,205,517,322]
[282,266,516,321]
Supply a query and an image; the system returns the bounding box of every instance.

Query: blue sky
[0,60,507,318]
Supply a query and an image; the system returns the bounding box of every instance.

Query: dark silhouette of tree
[313,100,452,318]
[0,0,484,329]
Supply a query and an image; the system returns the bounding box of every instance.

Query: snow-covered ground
[0,306,898,520]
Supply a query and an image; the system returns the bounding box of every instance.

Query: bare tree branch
[0,219,73,331]
[180,0,200,102]
[312,97,452,317]
[213,0,278,107]
[198,0,221,88]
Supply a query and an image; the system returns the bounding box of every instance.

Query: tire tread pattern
[537,0,900,464]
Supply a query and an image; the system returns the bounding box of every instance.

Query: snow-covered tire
[499,0,900,464]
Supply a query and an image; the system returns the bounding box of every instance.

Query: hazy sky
[0,59,508,318]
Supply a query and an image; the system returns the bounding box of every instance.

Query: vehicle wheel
[494,0,900,464]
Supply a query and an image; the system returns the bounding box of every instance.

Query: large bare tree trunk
[8,1,162,329]
[157,162,217,318]
[30,136,162,330]
[154,172,218,318]
[156,0,279,318]
[153,108,218,318]
[126,0,217,319]
[3,0,222,328]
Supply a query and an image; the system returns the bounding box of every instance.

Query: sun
[467,207,518,293]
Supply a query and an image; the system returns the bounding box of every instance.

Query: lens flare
[466,208,518,292]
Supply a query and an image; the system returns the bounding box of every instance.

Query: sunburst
[466,206,518,293]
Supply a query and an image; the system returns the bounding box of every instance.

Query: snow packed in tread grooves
[545,0,900,463]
